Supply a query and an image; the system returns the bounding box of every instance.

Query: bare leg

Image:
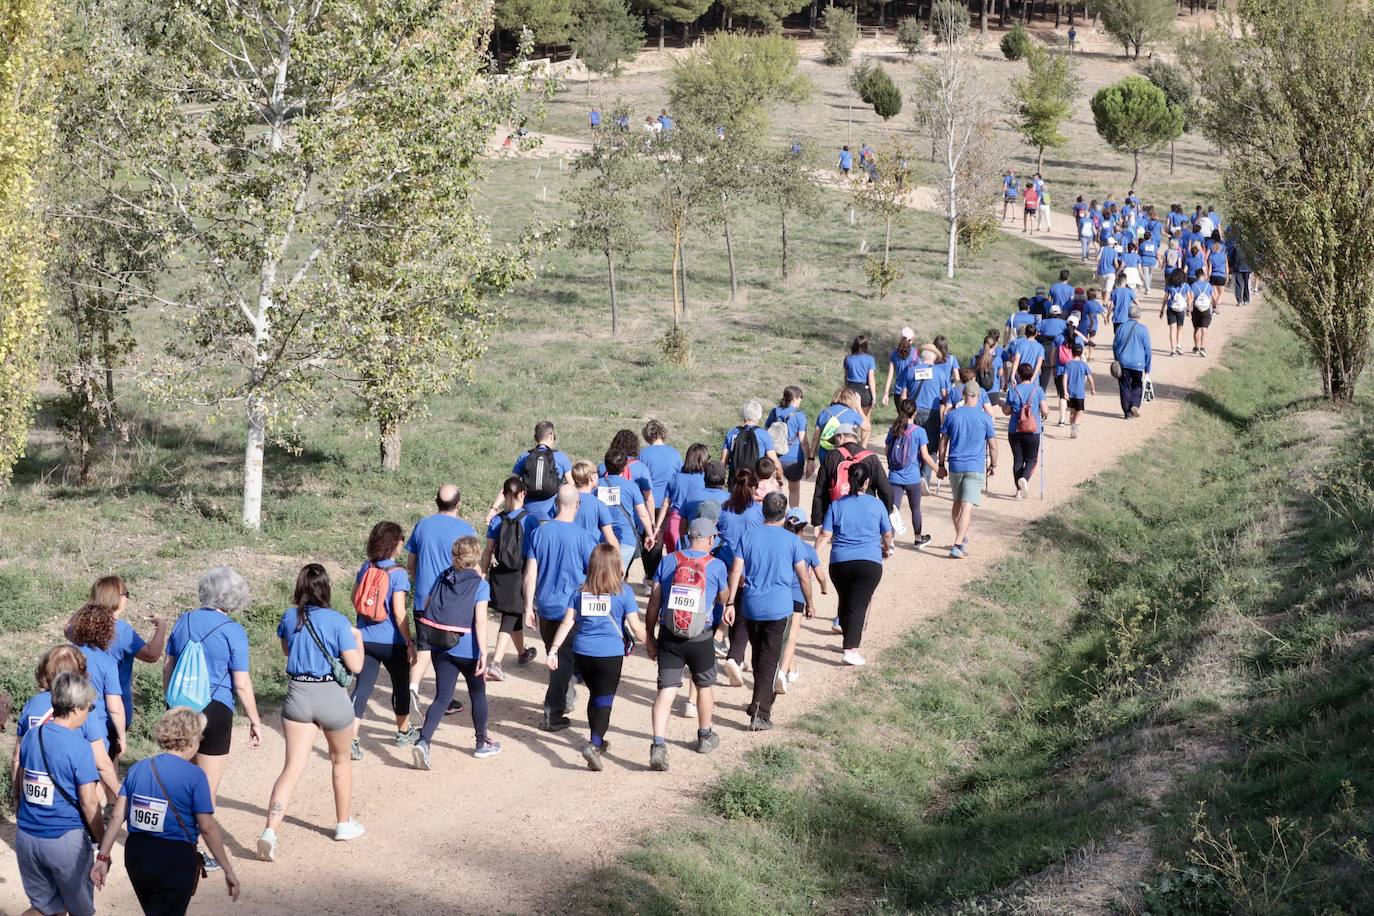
[651,687,676,738]
[787,478,801,508]
[779,611,804,678]
[696,686,715,729]
[323,725,354,825]
[264,719,320,831]
[195,752,229,803]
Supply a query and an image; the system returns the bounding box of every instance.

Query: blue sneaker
[411,740,432,770]
[949,545,966,559]
[474,739,502,759]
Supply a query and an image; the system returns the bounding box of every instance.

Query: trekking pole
[1039,438,1046,501]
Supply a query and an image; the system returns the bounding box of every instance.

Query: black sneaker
[915,534,931,547]
[444,698,465,716]
[202,852,221,872]
[748,716,773,732]
[541,712,571,732]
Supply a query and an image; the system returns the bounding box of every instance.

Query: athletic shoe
[445,698,465,716]
[1057,419,1066,427]
[1071,423,1079,439]
[334,819,365,842]
[540,712,571,732]
[485,663,506,682]
[1192,346,1199,354]
[830,618,843,635]
[787,668,800,683]
[748,716,773,732]
[843,649,867,667]
[649,742,669,771]
[1199,347,1207,357]
[949,545,966,559]
[1016,477,1028,499]
[931,478,942,497]
[474,739,502,759]
[722,658,744,688]
[713,637,729,659]
[696,730,721,754]
[773,669,788,695]
[394,726,420,747]
[582,743,604,772]
[915,534,932,547]
[256,829,277,862]
[411,740,432,771]
[408,684,423,710]
[1130,406,1140,418]
[683,700,697,719]
[202,852,221,872]
[350,738,364,761]
[517,647,538,666]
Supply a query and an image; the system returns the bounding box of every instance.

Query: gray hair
[1128,304,1142,319]
[740,399,763,422]
[51,671,97,718]
[197,565,250,613]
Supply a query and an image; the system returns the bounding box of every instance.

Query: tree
[753,144,821,283]
[496,0,576,49]
[896,17,924,57]
[721,0,808,32]
[636,0,712,49]
[1200,0,1374,400]
[1091,0,1175,59]
[648,125,719,324]
[853,62,903,120]
[0,0,56,485]
[1090,75,1183,186]
[853,140,914,296]
[822,7,858,65]
[1001,22,1031,60]
[568,115,652,336]
[571,0,644,94]
[1010,46,1079,173]
[1142,60,1192,174]
[930,0,970,44]
[669,33,812,137]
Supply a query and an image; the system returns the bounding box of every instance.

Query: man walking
[1113,305,1152,419]
[406,484,476,712]
[938,382,998,559]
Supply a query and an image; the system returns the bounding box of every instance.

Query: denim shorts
[949,471,985,505]
[17,827,94,916]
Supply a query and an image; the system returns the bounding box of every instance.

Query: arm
[390,590,416,665]
[644,583,662,658]
[625,612,647,645]
[105,695,126,754]
[405,554,417,581]
[919,444,938,473]
[765,449,783,481]
[635,505,656,549]
[937,437,950,479]
[162,653,175,693]
[231,671,263,748]
[473,601,488,677]
[196,813,242,902]
[91,795,126,888]
[544,607,577,670]
[794,560,815,618]
[135,615,168,662]
[871,459,894,512]
[1087,372,1097,396]
[479,539,494,577]
[522,558,538,629]
[986,437,999,477]
[867,369,876,398]
[811,564,830,596]
[599,524,620,549]
[341,627,365,674]
[881,363,895,405]
[79,779,106,845]
[814,529,833,565]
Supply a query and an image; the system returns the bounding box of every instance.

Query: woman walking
[765,386,808,508]
[350,521,418,757]
[881,329,916,410]
[69,606,126,770]
[258,564,366,860]
[1002,363,1049,499]
[661,442,709,553]
[843,335,877,426]
[885,399,937,548]
[12,646,120,802]
[544,544,645,771]
[93,707,241,912]
[815,464,893,667]
[638,420,683,582]
[481,476,539,679]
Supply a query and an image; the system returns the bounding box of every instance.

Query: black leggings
[421,653,488,746]
[352,641,411,720]
[539,618,577,716]
[1009,431,1041,484]
[892,482,924,535]
[829,560,883,650]
[641,539,664,582]
[574,653,624,745]
[726,587,749,664]
[125,832,200,916]
[744,618,788,722]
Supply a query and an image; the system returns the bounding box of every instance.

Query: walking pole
[1039,438,1046,500]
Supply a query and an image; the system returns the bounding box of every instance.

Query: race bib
[130,794,168,834]
[596,485,621,507]
[23,769,54,808]
[580,593,612,618]
[667,584,704,616]
[910,366,934,381]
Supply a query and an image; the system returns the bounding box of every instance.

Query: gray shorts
[283,678,356,732]
[949,471,985,505]
[17,827,94,916]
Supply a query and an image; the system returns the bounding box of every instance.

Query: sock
[697,727,713,739]
[652,736,665,746]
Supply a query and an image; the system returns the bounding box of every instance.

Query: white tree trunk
[242,390,266,528]
[946,171,958,279]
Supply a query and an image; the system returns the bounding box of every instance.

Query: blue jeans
[1079,234,1092,259]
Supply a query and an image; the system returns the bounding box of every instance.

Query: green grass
[564,309,1374,915]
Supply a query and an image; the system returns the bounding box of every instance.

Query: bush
[1001,22,1031,60]
[822,8,858,65]
[709,769,789,820]
[957,211,1000,256]
[896,16,924,56]
[930,0,969,44]
[867,67,902,119]
[660,324,691,365]
[864,255,902,297]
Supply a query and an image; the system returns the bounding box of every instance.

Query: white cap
[900,326,915,340]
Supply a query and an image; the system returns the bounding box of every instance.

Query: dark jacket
[811,442,894,526]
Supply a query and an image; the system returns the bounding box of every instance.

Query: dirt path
[0,220,1258,915]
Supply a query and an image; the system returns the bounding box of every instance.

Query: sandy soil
[0,216,1258,915]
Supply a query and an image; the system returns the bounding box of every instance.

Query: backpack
[493,510,527,572]
[417,567,483,650]
[727,425,762,485]
[829,445,874,501]
[661,552,713,639]
[1166,287,1188,312]
[1057,340,1073,367]
[1193,287,1212,312]
[164,618,232,712]
[886,425,916,472]
[352,562,393,623]
[767,406,796,455]
[1015,384,1039,434]
[818,413,842,453]
[521,446,560,502]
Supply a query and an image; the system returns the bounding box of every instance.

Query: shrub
[930,0,969,44]
[866,67,902,119]
[1001,22,1032,60]
[864,255,902,297]
[957,211,1000,256]
[822,7,858,65]
[710,769,788,820]
[896,16,924,56]
[660,324,691,365]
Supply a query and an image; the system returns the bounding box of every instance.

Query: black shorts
[655,632,717,690]
[1166,309,1187,326]
[497,610,523,634]
[1067,397,1085,411]
[197,699,233,756]
[782,460,804,483]
[1209,275,1226,288]
[1191,308,1213,328]
[846,380,873,409]
[1025,206,1038,216]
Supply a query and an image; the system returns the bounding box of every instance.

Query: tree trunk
[1037,144,1045,172]
[1000,0,1008,27]
[242,390,266,528]
[100,323,115,415]
[1169,140,1176,174]
[883,216,892,266]
[607,248,620,336]
[722,192,737,303]
[659,20,666,49]
[1054,2,1061,26]
[780,206,789,281]
[379,420,401,472]
[681,21,688,44]
[809,0,817,35]
[946,171,957,279]
[670,234,682,324]
[1132,149,1141,186]
[680,241,689,317]
[981,0,988,35]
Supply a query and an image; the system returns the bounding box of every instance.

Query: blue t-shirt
[1081,299,1105,334]
[656,549,730,630]
[121,753,213,844]
[405,514,476,611]
[638,444,683,504]
[569,583,639,657]
[791,541,821,605]
[1064,360,1093,400]
[1185,250,1206,275]
[445,577,490,660]
[972,347,1005,393]
[1190,278,1214,306]
[77,643,120,744]
[1096,246,1118,275]
[1120,251,1141,270]
[1048,282,1074,310]
[887,348,913,392]
[658,114,674,131]
[886,423,930,486]
[512,447,573,517]
[723,425,773,463]
[108,619,146,728]
[940,405,996,473]
[1037,316,1069,345]
[16,722,99,838]
[1110,286,1137,324]
[1207,249,1228,276]
[684,487,730,524]
[597,475,645,544]
[898,362,944,411]
[278,606,356,677]
[525,519,597,619]
[823,494,892,564]
[1139,238,1159,266]
[1113,320,1152,372]
[666,470,704,515]
[737,525,808,621]
[1010,337,1043,370]
[1004,382,1046,435]
[1008,310,1037,337]
[570,491,617,542]
[597,459,654,502]
[717,502,764,562]
[166,609,250,711]
[354,560,411,645]
[16,691,104,745]
[839,149,853,169]
[844,353,876,384]
[765,406,808,466]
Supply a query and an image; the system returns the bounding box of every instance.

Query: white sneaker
[256,828,278,862]
[683,700,697,719]
[1070,423,1079,439]
[722,658,744,688]
[408,684,422,710]
[1016,477,1028,499]
[334,819,366,842]
[773,670,788,695]
[787,668,800,684]
[842,650,866,667]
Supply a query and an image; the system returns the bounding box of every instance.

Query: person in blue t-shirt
[95,706,240,906]
[1184,240,1207,278]
[260,564,366,856]
[489,421,574,522]
[16,646,120,800]
[1113,304,1152,418]
[723,400,783,486]
[14,672,102,916]
[1048,270,1075,311]
[1109,277,1138,331]
[838,145,853,175]
[545,544,646,771]
[1006,297,1038,345]
[898,345,948,482]
[1036,304,1070,396]
[725,493,814,731]
[843,335,878,422]
[65,576,167,743]
[816,463,893,665]
[1001,169,1018,220]
[164,565,262,818]
[809,389,866,470]
[639,419,684,577]
[766,385,809,508]
[1062,343,1095,438]
[1002,363,1049,500]
[524,486,599,731]
[404,484,476,713]
[568,460,621,547]
[938,382,998,559]
[482,476,542,677]
[1207,240,1229,311]
[777,509,827,688]
[1190,269,1216,356]
[972,330,1007,404]
[69,607,126,764]
[1139,232,1159,293]
[1009,322,1044,384]
[881,330,916,409]
[658,108,673,131]
[350,521,418,756]
[589,107,601,130]
[663,442,709,552]
[599,448,657,572]
[1159,267,1191,356]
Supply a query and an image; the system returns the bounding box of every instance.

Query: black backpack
[727,425,762,486]
[521,447,559,502]
[494,509,527,572]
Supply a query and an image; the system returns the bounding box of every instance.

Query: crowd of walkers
[9,179,1240,915]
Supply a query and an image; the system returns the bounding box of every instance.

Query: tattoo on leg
[269,802,283,818]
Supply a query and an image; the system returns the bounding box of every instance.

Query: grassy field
[564,311,1374,915]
